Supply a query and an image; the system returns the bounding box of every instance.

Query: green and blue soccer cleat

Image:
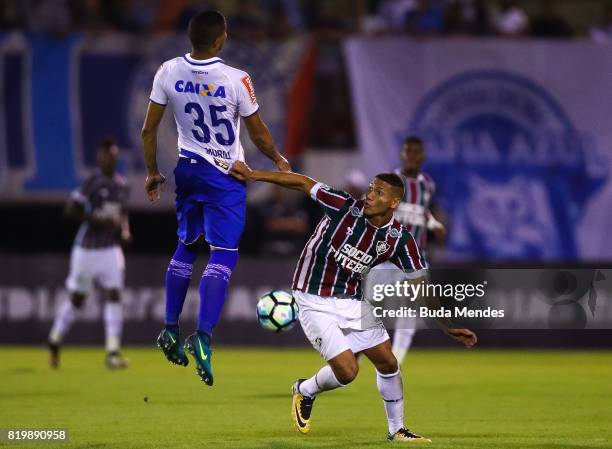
[184,332,214,386]
[156,327,189,367]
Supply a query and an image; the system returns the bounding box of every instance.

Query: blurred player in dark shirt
[391,136,446,363]
[48,139,131,369]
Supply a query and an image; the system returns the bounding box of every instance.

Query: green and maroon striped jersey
[292,183,428,300]
[394,170,436,251]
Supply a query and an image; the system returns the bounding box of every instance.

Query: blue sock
[165,241,198,326]
[197,249,238,336]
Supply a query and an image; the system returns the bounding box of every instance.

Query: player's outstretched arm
[231,161,316,194]
[120,213,132,244]
[412,276,477,348]
[243,112,291,172]
[141,101,167,202]
[426,211,447,242]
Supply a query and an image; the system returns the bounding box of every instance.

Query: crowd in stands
[1,0,612,42]
[364,0,567,37]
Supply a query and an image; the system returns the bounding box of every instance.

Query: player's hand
[145,172,166,202]
[432,224,447,242]
[120,230,132,245]
[230,161,254,181]
[274,155,291,172]
[445,328,477,348]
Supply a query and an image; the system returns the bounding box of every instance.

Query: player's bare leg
[363,340,431,443]
[292,350,358,433]
[48,293,85,369]
[103,289,128,370]
[392,327,416,366]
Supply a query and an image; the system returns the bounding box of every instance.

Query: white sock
[392,328,416,365]
[104,302,123,353]
[299,365,344,397]
[377,369,404,435]
[49,299,77,344]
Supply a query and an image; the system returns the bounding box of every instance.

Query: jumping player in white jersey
[141,10,290,385]
[231,160,476,443]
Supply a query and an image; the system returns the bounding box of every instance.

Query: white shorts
[66,245,125,294]
[293,291,389,361]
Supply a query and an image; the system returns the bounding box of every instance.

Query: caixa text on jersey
[174,80,226,97]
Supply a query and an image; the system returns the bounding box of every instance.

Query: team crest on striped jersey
[376,241,390,255]
[350,206,361,217]
[388,227,400,238]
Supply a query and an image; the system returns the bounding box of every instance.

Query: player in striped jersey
[48,139,131,370]
[230,161,476,443]
[395,136,446,250]
[390,136,447,364]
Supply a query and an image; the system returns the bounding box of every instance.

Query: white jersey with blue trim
[149,54,259,174]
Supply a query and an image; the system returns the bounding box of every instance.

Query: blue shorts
[174,149,246,249]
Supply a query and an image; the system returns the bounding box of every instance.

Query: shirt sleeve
[389,231,428,276]
[149,63,169,106]
[237,72,259,117]
[69,175,96,212]
[309,182,355,217]
[70,188,87,205]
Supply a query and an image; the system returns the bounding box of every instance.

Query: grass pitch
[0,347,611,448]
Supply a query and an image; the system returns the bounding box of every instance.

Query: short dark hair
[404,135,423,146]
[374,172,405,198]
[98,138,117,153]
[188,10,226,50]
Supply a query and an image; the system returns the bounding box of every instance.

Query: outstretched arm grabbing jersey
[231,160,316,192]
[231,161,476,348]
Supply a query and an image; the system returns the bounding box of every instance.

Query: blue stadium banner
[345,39,612,261]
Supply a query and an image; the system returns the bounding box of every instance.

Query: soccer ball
[256,290,299,332]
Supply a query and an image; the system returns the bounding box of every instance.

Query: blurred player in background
[395,137,446,256]
[392,136,446,364]
[141,10,290,385]
[48,139,131,370]
[231,161,476,443]
[368,136,447,365]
